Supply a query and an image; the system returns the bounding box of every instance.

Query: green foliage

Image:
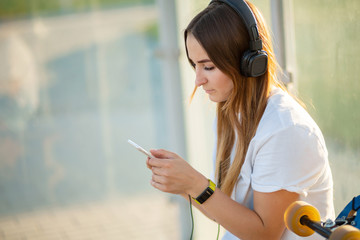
[0,0,33,18]
[0,0,154,19]
[143,22,158,41]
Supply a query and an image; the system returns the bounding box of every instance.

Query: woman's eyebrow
[197,59,212,63]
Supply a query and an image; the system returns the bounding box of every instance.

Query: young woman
[147,0,334,239]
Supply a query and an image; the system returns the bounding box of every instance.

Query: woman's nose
[195,70,207,87]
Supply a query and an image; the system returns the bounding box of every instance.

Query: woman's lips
[205,89,214,94]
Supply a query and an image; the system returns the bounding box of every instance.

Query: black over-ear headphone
[210,0,268,77]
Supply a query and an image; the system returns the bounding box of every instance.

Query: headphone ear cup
[240,50,268,77]
[240,50,254,77]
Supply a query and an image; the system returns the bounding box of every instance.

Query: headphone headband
[208,0,268,77]
[210,0,262,51]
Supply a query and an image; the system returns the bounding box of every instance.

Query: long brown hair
[184,1,286,196]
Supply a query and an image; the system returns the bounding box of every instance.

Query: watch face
[196,180,216,204]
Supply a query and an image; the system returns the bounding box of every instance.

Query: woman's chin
[208,93,229,103]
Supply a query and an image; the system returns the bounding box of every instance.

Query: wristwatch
[192,179,216,204]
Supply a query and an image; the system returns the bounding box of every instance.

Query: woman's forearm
[147,149,298,239]
[199,188,298,240]
[179,193,217,222]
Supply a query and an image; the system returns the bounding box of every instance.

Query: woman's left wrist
[191,178,216,204]
[189,176,210,198]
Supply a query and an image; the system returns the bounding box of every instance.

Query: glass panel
[252,0,271,23]
[0,0,178,239]
[293,0,360,212]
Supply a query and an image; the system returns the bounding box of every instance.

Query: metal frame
[271,0,297,90]
[156,0,191,239]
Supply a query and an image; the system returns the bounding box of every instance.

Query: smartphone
[127,139,153,158]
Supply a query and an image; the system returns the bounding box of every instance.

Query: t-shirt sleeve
[251,125,328,197]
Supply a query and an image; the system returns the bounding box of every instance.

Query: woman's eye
[204,66,215,71]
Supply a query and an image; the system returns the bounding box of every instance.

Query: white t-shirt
[212,88,335,240]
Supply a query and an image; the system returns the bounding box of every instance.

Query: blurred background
[0,0,359,239]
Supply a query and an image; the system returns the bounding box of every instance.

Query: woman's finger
[146,157,150,169]
[151,173,167,186]
[150,178,172,193]
[151,166,163,176]
[148,157,172,168]
[150,179,164,191]
[150,149,178,159]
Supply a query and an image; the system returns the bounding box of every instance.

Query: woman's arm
[178,193,218,222]
[147,149,299,240]
[201,188,298,239]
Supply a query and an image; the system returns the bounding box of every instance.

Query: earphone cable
[188,194,220,240]
[188,195,194,240]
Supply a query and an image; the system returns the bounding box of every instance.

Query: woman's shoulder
[256,87,322,140]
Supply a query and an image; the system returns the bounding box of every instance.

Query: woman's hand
[146,149,208,197]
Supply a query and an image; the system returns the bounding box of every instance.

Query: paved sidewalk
[0,194,180,240]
